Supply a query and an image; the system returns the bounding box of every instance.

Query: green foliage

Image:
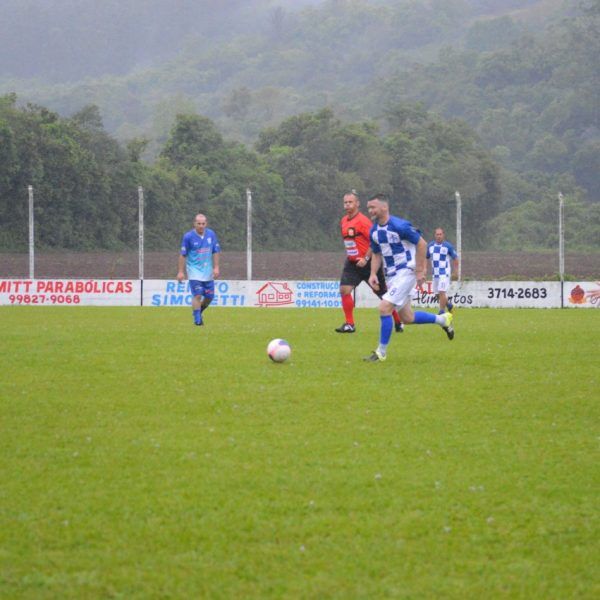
[372,1,600,204]
[0,96,145,250]
[465,16,523,52]
[487,190,599,251]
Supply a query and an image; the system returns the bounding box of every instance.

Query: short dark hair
[368,193,388,203]
[344,189,359,199]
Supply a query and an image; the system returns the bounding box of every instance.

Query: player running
[363,194,454,362]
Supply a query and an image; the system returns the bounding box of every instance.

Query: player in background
[427,227,459,314]
[336,190,403,333]
[363,194,454,362]
[177,213,221,326]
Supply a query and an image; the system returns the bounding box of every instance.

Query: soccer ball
[267,338,291,363]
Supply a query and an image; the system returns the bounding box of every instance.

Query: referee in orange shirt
[335,190,403,333]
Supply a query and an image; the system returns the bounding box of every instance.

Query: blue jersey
[180,228,221,281]
[426,240,458,277]
[370,216,422,278]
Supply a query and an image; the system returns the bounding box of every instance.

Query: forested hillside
[1,93,597,254]
[0,95,499,251]
[0,0,597,253]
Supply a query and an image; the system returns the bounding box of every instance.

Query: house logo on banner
[256,282,294,306]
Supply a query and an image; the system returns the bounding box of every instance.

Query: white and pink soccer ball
[267,338,291,363]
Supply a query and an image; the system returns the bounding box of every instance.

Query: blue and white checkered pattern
[426,241,458,277]
[370,216,422,279]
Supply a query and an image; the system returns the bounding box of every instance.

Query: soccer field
[1,307,598,598]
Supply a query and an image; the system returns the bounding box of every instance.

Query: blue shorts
[189,280,215,299]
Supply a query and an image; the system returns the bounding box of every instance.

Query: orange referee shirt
[340,212,372,262]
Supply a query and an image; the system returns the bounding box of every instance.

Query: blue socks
[413,311,437,324]
[379,315,393,345]
[193,309,202,325]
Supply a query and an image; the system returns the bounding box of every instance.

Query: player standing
[363,194,454,362]
[336,190,403,333]
[427,227,459,314]
[177,213,221,326]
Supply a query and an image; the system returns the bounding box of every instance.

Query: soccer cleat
[363,349,386,362]
[442,312,454,340]
[395,322,404,333]
[335,323,356,333]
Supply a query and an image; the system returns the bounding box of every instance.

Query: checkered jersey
[426,240,458,277]
[370,216,422,278]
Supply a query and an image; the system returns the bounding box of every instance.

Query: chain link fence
[1,187,598,281]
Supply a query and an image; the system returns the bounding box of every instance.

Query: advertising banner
[355,280,563,308]
[143,279,342,308]
[1,279,597,308]
[563,281,600,308]
[0,279,140,306]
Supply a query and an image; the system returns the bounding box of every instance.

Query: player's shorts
[340,259,387,297]
[432,276,450,294]
[189,280,215,298]
[382,269,416,309]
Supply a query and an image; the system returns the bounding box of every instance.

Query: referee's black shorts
[339,258,387,297]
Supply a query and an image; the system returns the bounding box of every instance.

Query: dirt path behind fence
[1,251,598,280]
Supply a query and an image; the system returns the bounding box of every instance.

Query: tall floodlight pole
[246,188,252,281]
[455,191,462,281]
[138,185,144,283]
[28,185,34,279]
[558,192,565,308]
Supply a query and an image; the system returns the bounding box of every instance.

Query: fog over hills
[0,0,570,136]
[1,0,597,255]
[0,1,319,82]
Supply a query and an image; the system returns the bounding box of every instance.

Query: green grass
[1,307,598,599]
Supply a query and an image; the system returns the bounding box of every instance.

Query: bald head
[193,213,208,235]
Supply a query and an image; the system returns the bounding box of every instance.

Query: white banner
[1,279,598,309]
[143,279,342,308]
[563,281,600,309]
[356,280,598,309]
[0,279,140,306]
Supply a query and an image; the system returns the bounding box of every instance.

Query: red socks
[341,294,354,325]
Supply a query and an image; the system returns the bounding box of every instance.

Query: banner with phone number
[1,279,598,308]
[355,280,598,309]
[0,279,140,306]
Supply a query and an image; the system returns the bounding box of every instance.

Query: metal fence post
[246,188,252,281]
[28,185,34,279]
[455,191,462,281]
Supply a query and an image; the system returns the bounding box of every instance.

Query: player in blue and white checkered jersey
[363,194,454,362]
[427,227,459,314]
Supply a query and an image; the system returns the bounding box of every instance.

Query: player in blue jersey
[427,227,459,314]
[177,213,221,326]
[363,194,454,362]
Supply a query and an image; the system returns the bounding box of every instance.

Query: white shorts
[382,270,416,309]
[432,276,450,293]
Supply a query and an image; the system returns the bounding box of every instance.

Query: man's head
[342,190,360,217]
[434,227,445,243]
[193,213,208,235]
[366,193,390,223]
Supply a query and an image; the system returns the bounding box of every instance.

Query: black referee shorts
[339,258,387,297]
